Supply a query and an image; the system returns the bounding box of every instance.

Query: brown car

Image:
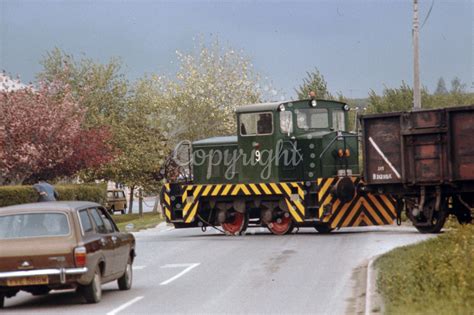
[105,189,127,214]
[0,201,136,308]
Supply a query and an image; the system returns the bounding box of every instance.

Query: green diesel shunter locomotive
[161,98,397,235]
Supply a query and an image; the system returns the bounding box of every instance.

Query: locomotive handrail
[318,133,359,175]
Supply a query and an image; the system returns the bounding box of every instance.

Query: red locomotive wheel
[222,212,246,235]
[267,215,293,235]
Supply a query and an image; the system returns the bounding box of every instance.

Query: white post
[413,0,421,109]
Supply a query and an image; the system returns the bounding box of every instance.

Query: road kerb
[365,255,380,315]
[132,221,174,236]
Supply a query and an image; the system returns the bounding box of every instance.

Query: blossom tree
[0,84,115,184]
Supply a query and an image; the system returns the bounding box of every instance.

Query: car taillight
[74,246,87,267]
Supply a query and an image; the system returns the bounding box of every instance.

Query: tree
[295,68,333,100]
[0,85,114,185]
[367,79,474,114]
[37,51,135,183]
[37,48,129,128]
[450,77,466,94]
[435,77,448,95]
[99,79,168,191]
[153,39,265,143]
[37,126,116,183]
[367,82,418,113]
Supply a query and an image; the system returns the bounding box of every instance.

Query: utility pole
[413,0,421,109]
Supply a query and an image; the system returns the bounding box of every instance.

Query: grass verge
[375,223,474,315]
[112,213,163,232]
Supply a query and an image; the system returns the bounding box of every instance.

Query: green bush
[0,184,107,207]
[0,186,38,207]
[376,224,474,315]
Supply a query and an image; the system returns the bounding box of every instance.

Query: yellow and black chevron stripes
[162,179,398,228]
[163,182,306,223]
[321,192,396,228]
[162,184,172,221]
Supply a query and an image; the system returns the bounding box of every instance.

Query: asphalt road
[3,224,433,314]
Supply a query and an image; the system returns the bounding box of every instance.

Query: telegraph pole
[413,0,421,109]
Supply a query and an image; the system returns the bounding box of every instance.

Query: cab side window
[240,112,273,136]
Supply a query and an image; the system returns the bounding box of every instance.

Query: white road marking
[107,296,144,315]
[132,265,146,270]
[160,263,200,286]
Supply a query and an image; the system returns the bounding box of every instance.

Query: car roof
[0,201,101,213]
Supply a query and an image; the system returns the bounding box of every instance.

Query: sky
[0,0,472,99]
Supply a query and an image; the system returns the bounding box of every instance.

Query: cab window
[240,112,273,136]
[332,110,346,131]
[296,108,328,129]
[280,111,293,135]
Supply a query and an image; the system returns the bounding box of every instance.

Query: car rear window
[0,213,70,239]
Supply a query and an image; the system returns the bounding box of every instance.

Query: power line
[421,0,435,30]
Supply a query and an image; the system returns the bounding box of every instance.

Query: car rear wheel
[0,293,5,308]
[118,258,133,290]
[81,266,102,303]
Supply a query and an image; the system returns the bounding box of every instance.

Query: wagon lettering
[372,173,392,180]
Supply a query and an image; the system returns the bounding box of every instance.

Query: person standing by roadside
[33,179,59,201]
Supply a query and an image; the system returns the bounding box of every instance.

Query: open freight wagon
[361,104,474,232]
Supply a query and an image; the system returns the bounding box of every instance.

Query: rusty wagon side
[361,104,474,233]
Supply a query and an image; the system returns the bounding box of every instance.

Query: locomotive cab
[235,99,359,183]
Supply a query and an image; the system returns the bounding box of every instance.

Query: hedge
[0,184,107,208]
